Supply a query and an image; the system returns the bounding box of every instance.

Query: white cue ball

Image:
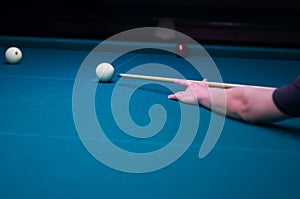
[5,47,22,64]
[96,63,115,82]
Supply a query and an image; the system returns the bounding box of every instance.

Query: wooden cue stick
[118,73,276,89]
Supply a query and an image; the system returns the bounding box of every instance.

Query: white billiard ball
[5,47,22,64]
[96,63,115,82]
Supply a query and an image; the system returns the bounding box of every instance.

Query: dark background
[1,0,300,47]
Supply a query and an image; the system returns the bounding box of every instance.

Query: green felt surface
[0,36,300,199]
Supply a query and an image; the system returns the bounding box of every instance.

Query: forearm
[203,87,289,123]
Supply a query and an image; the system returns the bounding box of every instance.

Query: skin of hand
[168,79,211,105]
[168,79,290,123]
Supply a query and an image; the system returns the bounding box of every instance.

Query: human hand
[168,79,211,106]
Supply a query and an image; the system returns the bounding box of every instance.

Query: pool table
[0,34,300,199]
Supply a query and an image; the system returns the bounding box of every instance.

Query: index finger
[174,79,192,87]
